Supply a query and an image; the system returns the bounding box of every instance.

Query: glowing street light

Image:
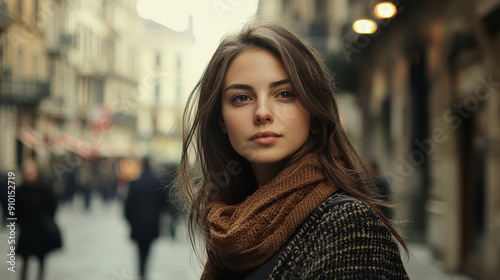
[374,2,397,19]
[353,19,378,34]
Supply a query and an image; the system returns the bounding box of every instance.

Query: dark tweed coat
[268,194,409,279]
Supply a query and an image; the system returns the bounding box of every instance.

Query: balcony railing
[47,32,72,55]
[0,79,50,105]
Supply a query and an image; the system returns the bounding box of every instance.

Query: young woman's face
[221,47,311,167]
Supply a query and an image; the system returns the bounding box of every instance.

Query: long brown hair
[175,18,408,262]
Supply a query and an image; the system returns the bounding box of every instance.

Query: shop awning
[17,128,45,149]
[60,133,101,159]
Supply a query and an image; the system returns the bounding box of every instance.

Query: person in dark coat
[0,171,9,226]
[124,157,166,280]
[17,159,61,280]
[369,161,394,220]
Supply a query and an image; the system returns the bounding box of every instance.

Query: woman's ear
[310,118,320,134]
[219,118,227,133]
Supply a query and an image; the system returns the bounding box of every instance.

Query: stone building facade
[350,1,500,278]
[0,0,141,176]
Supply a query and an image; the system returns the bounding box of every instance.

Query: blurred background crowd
[0,0,499,279]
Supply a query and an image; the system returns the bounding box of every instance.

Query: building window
[315,0,327,20]
[32,55,38,79]
[101,0,106,18]
[34,0,39,23]
[97,82,104,103]
[155,83,160,103]
[17,0,22,15]
[155,52,161,68]
[86,29,92,60]
[16,48,24,78]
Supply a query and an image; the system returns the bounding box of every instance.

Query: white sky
[137,0,195,32]
[136,0,260,41]
[137,0,260,92]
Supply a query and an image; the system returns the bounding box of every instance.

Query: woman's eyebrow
[223,78,291,93]
[269,78,290,88]
[223,84,253,93]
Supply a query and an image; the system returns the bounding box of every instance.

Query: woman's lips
[250,131,282,145]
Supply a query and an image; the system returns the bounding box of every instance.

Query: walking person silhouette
[124,157,166,280]
[17,159,62,280]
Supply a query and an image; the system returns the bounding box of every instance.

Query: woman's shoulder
[314,192,395,239]
[269,193,409,279]
[316,192,378,223]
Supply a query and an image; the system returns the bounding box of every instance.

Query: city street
[0,195,473,280]
[0,196,202,280]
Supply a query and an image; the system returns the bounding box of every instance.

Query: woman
[176,19,409,279]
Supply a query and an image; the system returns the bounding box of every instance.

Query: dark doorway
[457,99,486,279]
[408,46,430,241]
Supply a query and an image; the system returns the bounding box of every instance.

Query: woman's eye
[277,91,295,99]
[232,95,250,103]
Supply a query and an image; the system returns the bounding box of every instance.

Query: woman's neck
[251,161,287,186]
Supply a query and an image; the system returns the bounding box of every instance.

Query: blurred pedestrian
[368,161,394,220]
[124,157,166,280]
[159,163,182,240]
[61,164,78,205]
[99,158,118,204]
[76,159,93,211]
[0,171,9,226]
[17,159,62,280]
[175,19,409,279]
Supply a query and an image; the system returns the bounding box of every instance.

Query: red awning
[17,128,45,149]
[60,133,101,159]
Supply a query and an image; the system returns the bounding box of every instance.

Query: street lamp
[353,19,378,34]
[374,2,397,19]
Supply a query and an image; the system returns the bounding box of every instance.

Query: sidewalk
[405,243,474,280]
[0,196,202,280]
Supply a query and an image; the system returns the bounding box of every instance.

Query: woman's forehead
[224,48,289,86]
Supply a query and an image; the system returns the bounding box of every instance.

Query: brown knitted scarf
[202,153,338,279]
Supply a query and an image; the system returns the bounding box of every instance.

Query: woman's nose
[254,99,273,124]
